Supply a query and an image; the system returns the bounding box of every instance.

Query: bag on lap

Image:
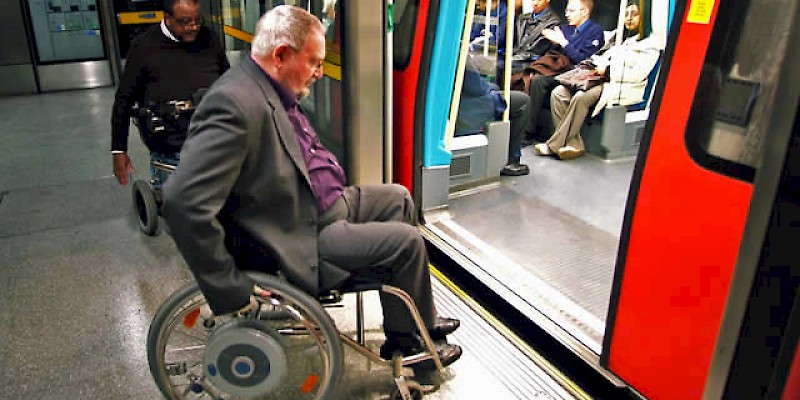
[554,64,608,92]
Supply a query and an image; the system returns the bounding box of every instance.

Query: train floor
[425,129,635,352]
[0,87,588,399]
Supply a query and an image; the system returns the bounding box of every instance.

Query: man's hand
[542,28,568,48]
[233,295,260,317]
[112,153,135,186]
[254,284,271,299]
[231,286,272,317]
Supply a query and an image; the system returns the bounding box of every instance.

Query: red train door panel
[602,0,755,398]
[392,0,432,192]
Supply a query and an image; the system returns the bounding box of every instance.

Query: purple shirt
[252,58,346,214]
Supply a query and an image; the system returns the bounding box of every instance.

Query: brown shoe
[557,146,584,160]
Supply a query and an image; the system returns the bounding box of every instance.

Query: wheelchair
[147,272,445,400]
[130,100,196,236]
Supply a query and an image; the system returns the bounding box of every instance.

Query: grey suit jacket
[162,58,347,314]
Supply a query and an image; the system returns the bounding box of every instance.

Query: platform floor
[0,88,586,399]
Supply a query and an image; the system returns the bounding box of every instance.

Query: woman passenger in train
[533,1,661,160]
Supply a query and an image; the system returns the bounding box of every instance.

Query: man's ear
[273,44,293,63]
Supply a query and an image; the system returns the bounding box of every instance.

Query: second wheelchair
[130,99,196,235]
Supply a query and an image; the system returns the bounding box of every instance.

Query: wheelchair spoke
[166,344,206,353]
[168,327,211,344]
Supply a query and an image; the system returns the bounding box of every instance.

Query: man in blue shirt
[516,0,604,151]
[542,0,604,65]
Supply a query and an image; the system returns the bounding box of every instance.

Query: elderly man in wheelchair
[148,5,462,399]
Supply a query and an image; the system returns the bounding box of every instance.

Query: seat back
[626,52,662,112]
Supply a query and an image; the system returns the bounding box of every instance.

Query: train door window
[393,0,419,69]
[300,0,346,163]
[219,0,259,55]
[216,0,344,162]
[685,0,795,182]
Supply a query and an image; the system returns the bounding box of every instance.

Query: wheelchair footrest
[317,291,343,305]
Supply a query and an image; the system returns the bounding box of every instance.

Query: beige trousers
[545,84,603,152]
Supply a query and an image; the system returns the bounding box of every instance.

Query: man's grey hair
[251,5,324,57]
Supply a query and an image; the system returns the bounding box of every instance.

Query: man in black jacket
[110,0,229,187]
[496,0,563,86]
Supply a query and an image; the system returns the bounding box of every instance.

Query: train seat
[449,120,511,187]
[581,53,662,161]
[623,55,662,112]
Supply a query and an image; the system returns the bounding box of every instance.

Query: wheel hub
[203,319,287,397]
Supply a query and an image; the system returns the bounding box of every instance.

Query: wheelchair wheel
[132,179,158,236]
[147,272,344,399]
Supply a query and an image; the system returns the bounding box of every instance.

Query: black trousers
[522,74,559,140]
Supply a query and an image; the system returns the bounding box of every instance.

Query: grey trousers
[317,184,436,333]
[545,84,603,152]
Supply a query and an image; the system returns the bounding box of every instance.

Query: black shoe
[380,334,463,369]
[500,163,530,176]
[427,316,460,340]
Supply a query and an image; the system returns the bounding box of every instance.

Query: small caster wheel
[132,179,158,235]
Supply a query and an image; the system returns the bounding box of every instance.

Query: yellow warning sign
[687,0,714,24]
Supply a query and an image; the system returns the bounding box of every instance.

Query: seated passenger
[456,55,531,176]
[514,0,604,149]
[110,0,230,188]
[534,1,660,160]
[495,0,563,84]
[470,0,521,55]
[321,0,337,41]
[456,56,506,137]
[162,6,463,368]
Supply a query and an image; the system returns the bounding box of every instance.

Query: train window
[219,0,253,54]
[217,0,346,164]
[302,0,345,164]
[393,0,419,69]
[685,0,794,182]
